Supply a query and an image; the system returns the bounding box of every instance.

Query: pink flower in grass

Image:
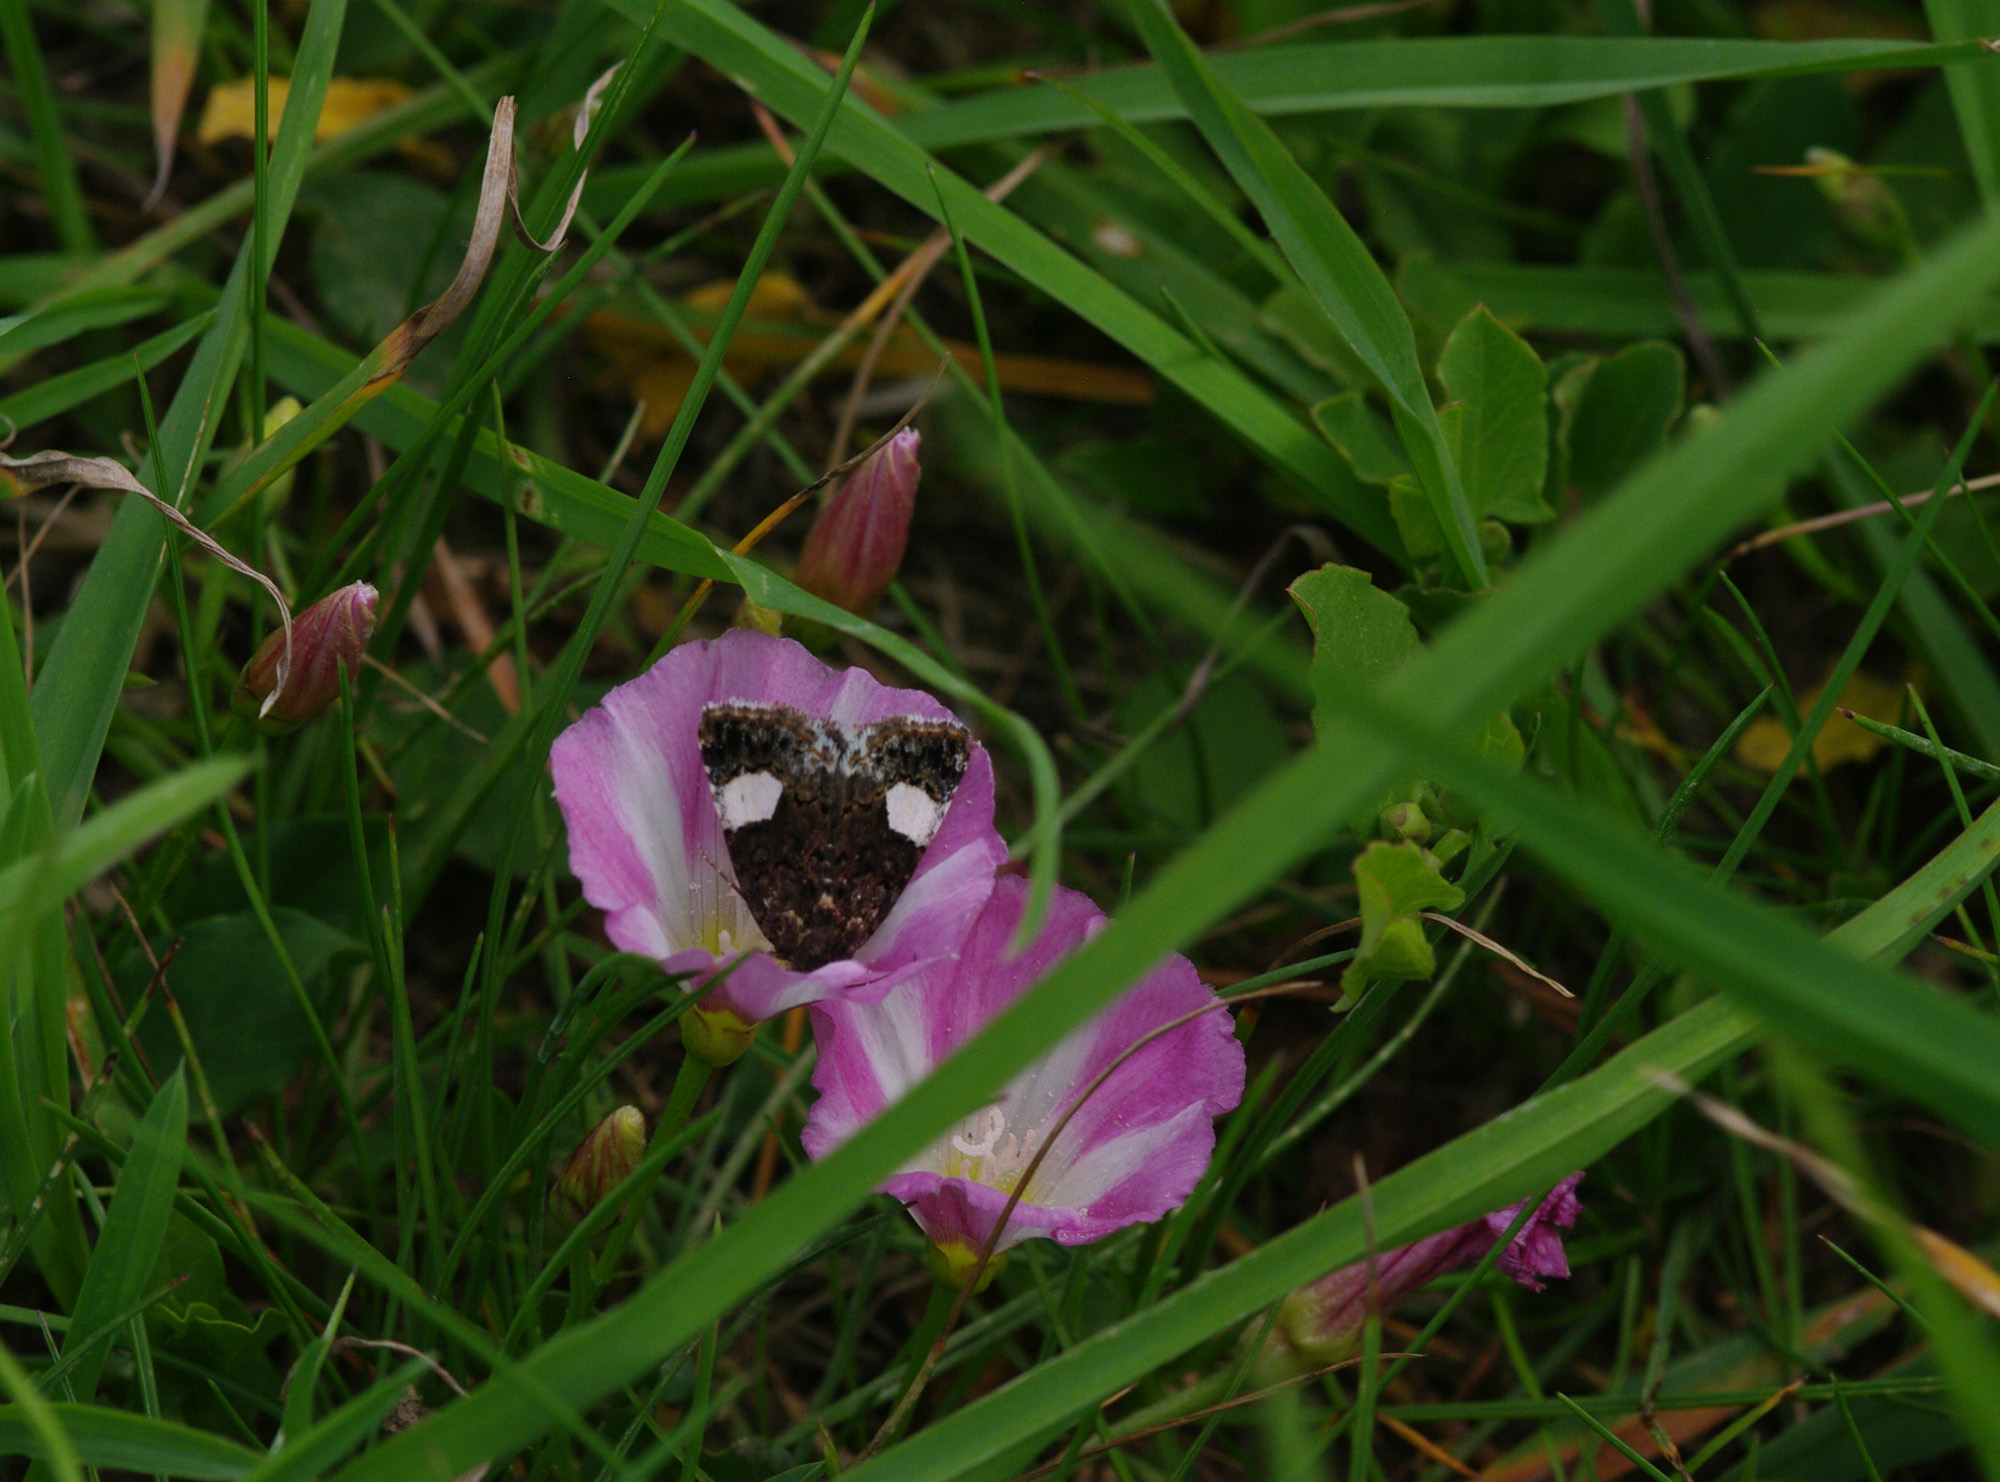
[804,875,1246,1284]
[1269,1173,1585,1371]
[551,631,1006,1064]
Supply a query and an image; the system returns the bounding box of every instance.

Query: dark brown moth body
[698,702,971,969]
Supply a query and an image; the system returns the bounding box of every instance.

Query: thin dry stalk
[0,450,296,715]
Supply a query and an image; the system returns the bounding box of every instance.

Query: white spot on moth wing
[716,772,784,829]
[885,782,946,846]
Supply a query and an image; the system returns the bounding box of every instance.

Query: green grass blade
[900,37,1996,148]
[0,289,170,361]
[0,0,94,252]
[1923,0,2000,207]
[1121,0,1483,586]
[55,1069,188,1403]
[0,1404,263,1479]
[0,314,213,437]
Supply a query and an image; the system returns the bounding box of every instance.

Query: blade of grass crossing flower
[328,211,2000,1482]
[1120,0,1485,587]
[28,0,350,832]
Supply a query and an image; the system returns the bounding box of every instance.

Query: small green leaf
[1311,390,1409,485]
[1388,474,1445,559]
[1561,341,1685,498]
[1343,839,1467,994]
[1437,304,1552,522]
[1288,564,1423,725]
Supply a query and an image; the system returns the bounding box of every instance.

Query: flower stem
[568,1054,712,1321]
[861,1276,959,1461]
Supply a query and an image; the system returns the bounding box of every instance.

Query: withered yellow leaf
[1734,670,1914,774]
[198,76,413,145]
[584,272,1153,440]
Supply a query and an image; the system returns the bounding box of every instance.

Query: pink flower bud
[794,428,920,618]
[554,1105,647,1222]
[230,581,378,734]
[1267,1174,1584,1373]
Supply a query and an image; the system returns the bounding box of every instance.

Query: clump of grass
[1,0,1999,1476]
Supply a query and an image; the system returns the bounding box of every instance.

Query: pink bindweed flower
[231,580,377,733]
[794,427,920,619]
[550,630,1007,1064]
[803,875,1246,1284]
[1267,1173,1585,1372]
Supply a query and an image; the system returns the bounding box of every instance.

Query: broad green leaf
[1288,564,1422,724]
[126,909,356,1118]
[1438,305,1551,523]
[1559,341,1686,500]
[56,1069,187,1402]
[1122,0,1485,586]
[324,111,2000,1482]
[0,1403,260,1479]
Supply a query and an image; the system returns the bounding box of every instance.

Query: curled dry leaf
[211,87,607,521]
[0,450,295,718]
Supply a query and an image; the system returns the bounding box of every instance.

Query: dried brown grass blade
[0,451,295,715]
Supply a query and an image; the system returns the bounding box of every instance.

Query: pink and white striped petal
[804,875,1246,1262]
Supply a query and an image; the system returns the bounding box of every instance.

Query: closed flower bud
[794,428,920,618]
[231,581,377,734]
[1806,147,1911,257]
[554,1105,647,1222]
[1261,1174,1583,1377]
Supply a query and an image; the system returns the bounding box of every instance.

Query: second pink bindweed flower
[1265,1173,1585,1372]
[804,875,1246,1284]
